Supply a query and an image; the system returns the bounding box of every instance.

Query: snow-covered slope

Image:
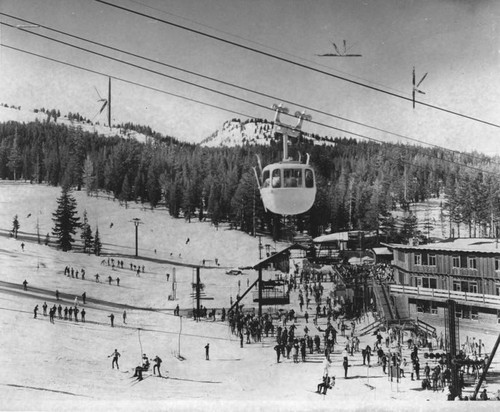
[200,118,336,148]
[1,183,499,410]
[0,106,151,144]
[200,119,274,147]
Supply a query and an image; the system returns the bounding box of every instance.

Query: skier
[82,292,86,304]
[33,305,39,319]
[42,301,48,316]
[109,313,115,327]
[152,355,162,377]
[108,276,112,285]
[21,242,25,251]
[57,304,62,319]
[64,306,68,320]
[49,306,55,323]
[74,307,79,322]
[317,375,334,395]
[343,356,349,379]
[116,277,120,286]
[122,310,126,324]
[109,349,121,369]
[274,343,282,363]
[81,308,86,322]
[205,343,210,360]
[22,280,28,291]
[133,354,150,380]
[95,273,100,283]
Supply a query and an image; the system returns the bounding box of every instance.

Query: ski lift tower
[130,218,143,257]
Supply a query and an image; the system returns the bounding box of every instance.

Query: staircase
[372,282,397,322]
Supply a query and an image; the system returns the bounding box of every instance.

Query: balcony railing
[390,284,500,307]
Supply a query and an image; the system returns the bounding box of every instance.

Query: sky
[0,0,499,155]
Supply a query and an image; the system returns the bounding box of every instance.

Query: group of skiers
[64,265,86,280]
[109,349,163,380]
[33,301,86,323]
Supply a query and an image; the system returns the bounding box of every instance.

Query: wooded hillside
[2,119,499,242]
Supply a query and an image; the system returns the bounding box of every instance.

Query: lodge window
[422,277,437,289]
[416,300,437,315]
[452,256,460,268]
[468,257,477,270]
[428,254,436,266]
[430,302,438,315]
[453,281,477,293]
[414,254,422,265]
[416,300,429,313]
[456,306,478,321]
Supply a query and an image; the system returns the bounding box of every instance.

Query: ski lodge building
[388,238,500,326]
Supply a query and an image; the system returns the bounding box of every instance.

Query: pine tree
[12,214,20,239]
[82,155,96,196]
[94,226,102,256]
[7,139,22,180]
[120,175,131,208]
[80,210,94,254]
[52,188,80,251]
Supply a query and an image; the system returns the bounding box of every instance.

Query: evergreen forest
[2,118,500,243]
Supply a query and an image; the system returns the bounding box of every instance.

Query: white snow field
[0,182,498,411]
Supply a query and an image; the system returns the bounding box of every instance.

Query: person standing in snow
[109,349,121,369]
[205,343,210,360]
[42,302,48,316]
[33,305,39,318]
[82,292,86,304]
[152,355,162,377]
[81,308,86,322]
[109,313,115,327]
[122,310,126,324]
[22,280,28,291]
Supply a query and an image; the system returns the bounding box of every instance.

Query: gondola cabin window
[305,169,314,188]
[284,169,302,187]
[262,170,270,188]
[271,169,281,188]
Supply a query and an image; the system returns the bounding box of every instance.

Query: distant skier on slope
[109,349,121,369]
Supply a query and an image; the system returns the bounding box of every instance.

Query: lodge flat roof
[387,238,500,254]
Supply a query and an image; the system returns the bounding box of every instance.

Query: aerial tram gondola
[254,104,316,216]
